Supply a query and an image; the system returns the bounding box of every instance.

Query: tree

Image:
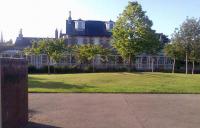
[50,39,67,65]
[39,38,68,74]
[190,40,200,74]
[25,38,67,74]
[99,47,111,65]
[143,31,161,72]
[76,44,104,72]
[164,42,183,73]
[172,18,200,74]
[75,45,91,64]
[112,1,160,71]
[36,39,54,74]
[194,46,200,73]
[187,19,200,74]
[49,39,67,73]
[23,42,40,57]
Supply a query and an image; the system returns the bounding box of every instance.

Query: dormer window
[75,19,85,31]
[106,20,115,31]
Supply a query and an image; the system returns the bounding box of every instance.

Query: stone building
[61,11,114,47]
[0,12,172,71]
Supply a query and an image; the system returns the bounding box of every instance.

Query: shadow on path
[25,122,61,128]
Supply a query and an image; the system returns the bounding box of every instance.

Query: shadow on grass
[125,72,183,78]
[29,77,95,90]
[25,122,61,128]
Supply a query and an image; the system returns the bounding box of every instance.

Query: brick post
[0,58,28,128]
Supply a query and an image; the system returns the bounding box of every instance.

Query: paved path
[26,94,200,128]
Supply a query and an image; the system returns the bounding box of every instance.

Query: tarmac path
[26,93,200,128]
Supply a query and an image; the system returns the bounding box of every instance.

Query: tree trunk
[151,57,154,72]
[128,55,132,72]
[186,53,188,75]
[192,60,195,75]
[92,58,95,73]
[172,58,176,74]
[70,53,72,67]
[106,56,108,71]
[47,56,50,75]
[54,63,58,74]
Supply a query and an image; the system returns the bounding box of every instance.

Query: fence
[0,53,173,71]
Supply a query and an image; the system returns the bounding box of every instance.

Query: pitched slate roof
[15,37,50,49]
[0,45,15,52]
[66,20,112,37]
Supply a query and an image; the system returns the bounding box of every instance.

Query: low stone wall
[0,58,28,128]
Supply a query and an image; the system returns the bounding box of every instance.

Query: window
[75,20,85,31]
[99,38,103,44]
[77,37,83,45]
[83,38,88,44]
[94,38,99,45]
[70,37,78,45]
[106,21,115,31]
[89,38,94,44]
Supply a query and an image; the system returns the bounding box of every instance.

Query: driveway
[26,94,200,128]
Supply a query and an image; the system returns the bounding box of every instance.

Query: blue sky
[0,0,200,41]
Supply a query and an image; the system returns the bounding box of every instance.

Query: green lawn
[29,72,200,93]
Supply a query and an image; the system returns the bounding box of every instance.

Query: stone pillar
[0,58,28,128]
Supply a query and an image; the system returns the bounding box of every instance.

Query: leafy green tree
[36,39,54,74]
[172,18,200,74]
[40,39,68,74]
[143,31,161,72]
[164,42,183,73]
[50,39,67,65]
[112,1,160,71]
[75,45,90,64]
[23,42,39,56]
[26,38,67,74]
[49,39,67,73]
[76,44,104,72]
[190,40,200,74]
[99,48,112,64]
[187,19,200,74]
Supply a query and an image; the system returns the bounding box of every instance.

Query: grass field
[28,72,200,93]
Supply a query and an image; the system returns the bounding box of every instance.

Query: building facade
[0,12,172,71]
[61,11,114,47]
